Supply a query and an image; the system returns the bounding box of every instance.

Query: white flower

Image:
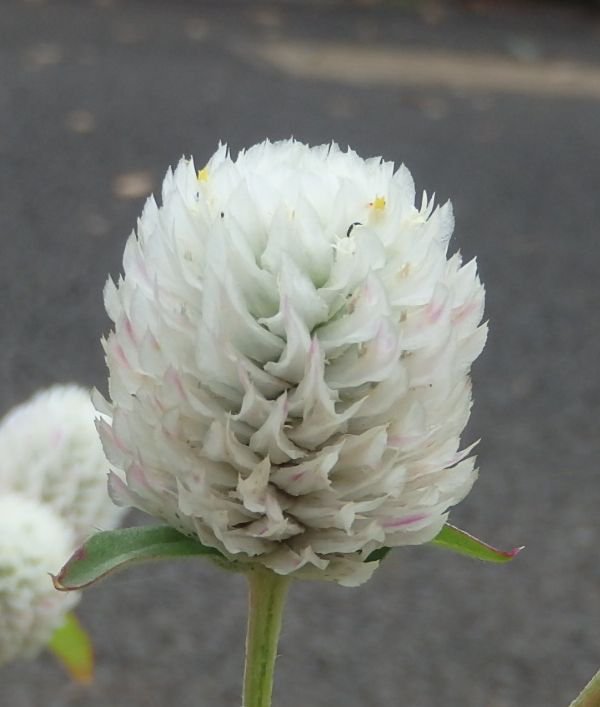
[99,139,487,587]
[0,493,78,663]
[0,385,124,542]
[0,385,125,664]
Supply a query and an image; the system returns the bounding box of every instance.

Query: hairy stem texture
[243,567,290,707]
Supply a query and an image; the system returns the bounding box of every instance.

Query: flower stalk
[570,667,600,707]
[243,567,291,707]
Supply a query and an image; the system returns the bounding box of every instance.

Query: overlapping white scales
[100,139,486,586]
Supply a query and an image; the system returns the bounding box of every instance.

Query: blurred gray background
[1,0,599,705]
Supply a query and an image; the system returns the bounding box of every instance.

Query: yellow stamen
[197,167,209,182]
[372,195,386,210]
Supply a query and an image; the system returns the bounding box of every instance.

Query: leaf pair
[49,522,521,680]
[53,524,522,592]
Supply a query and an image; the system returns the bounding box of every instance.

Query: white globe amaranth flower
[0,493,78,664]
[0,384,125,665]
[99,139,487,587]
[0,385,125,542]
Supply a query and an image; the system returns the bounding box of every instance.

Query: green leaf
[431,523,523,563]
[569,665,600,707]
[47,612,94,683]
[364,524,522,566]
[53,525,226,591]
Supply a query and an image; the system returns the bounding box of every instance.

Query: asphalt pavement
[1,1,599,706]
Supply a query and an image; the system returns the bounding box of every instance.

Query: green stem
[242,566,291,707]
[570,667,600,707]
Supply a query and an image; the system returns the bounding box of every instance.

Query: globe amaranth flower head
[98,139,487,587]
[0,493,78,664]
[0,385,125,664]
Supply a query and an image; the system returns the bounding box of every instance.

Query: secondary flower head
[100,139,486,586]
[0,385,125,542]
[0,385,125,664]
[0,493,77,664]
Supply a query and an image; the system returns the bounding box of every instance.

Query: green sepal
[53,525,228,591]
[364,523,523,565]
[432,523,523,562]
[47,612,94,683]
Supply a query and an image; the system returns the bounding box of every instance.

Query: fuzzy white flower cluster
[99,139,486,586]
[0,494,77,663]
[0,386,124,664]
